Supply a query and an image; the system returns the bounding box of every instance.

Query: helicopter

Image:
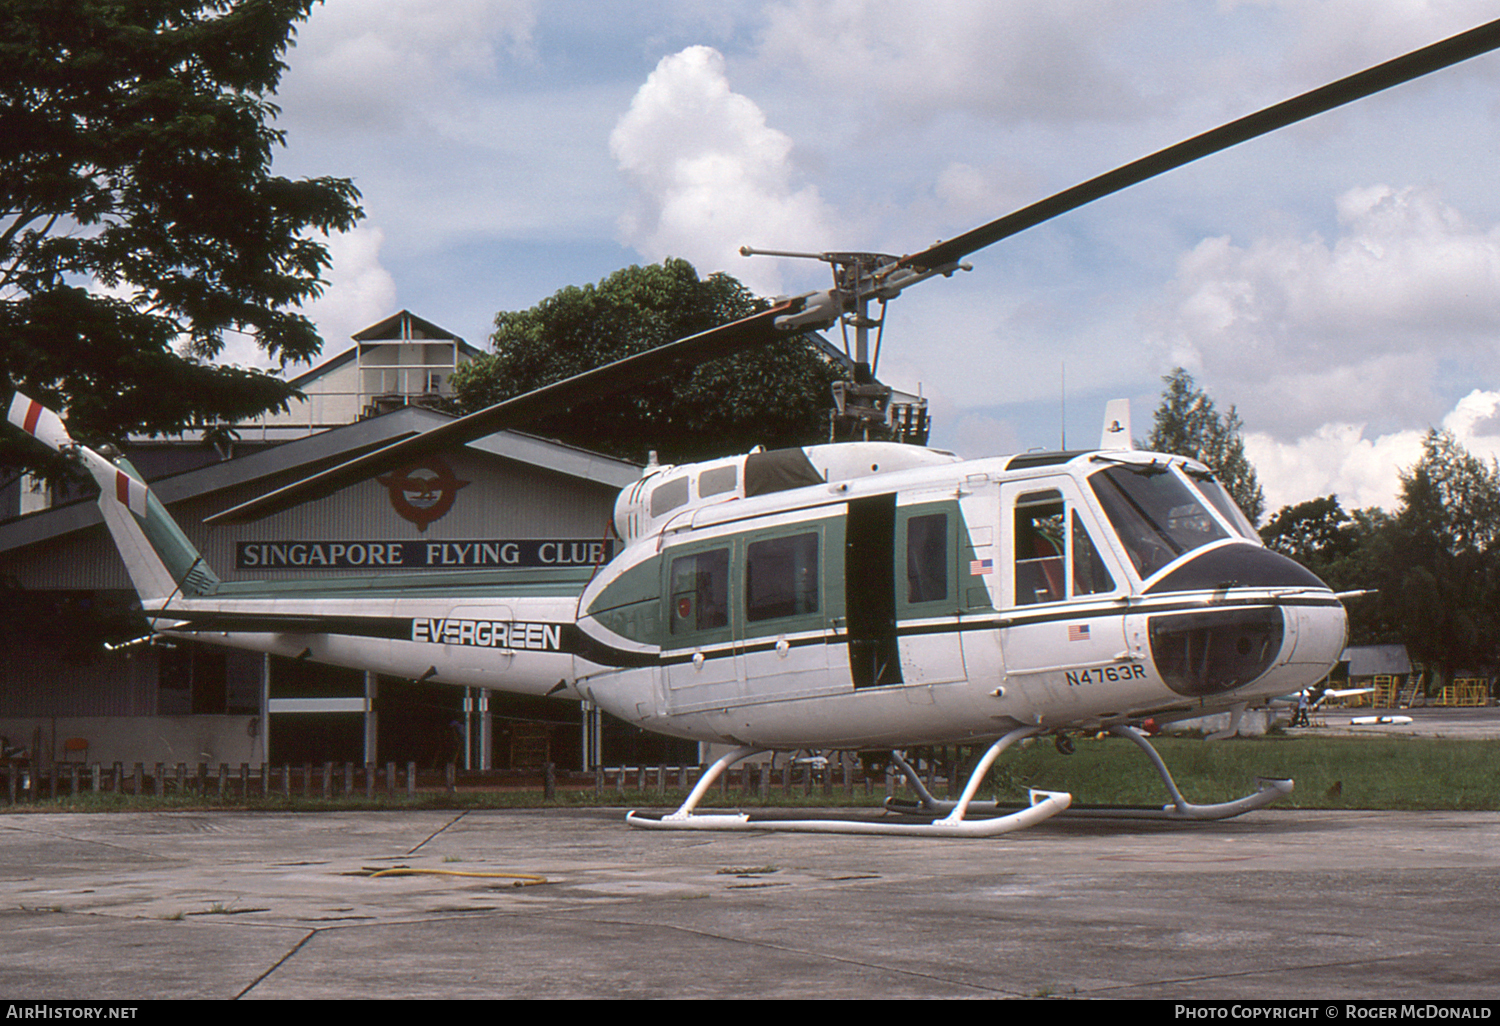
[8,18,1500,836]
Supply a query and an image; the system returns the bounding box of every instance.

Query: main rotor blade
[206,298,810,524]
[901,18,1500,272]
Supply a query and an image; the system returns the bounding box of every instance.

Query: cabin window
[670,548,728,634]
[1014,490,1066,605]
[746,532,819,621]
[698,465,738,498]
[650,476,690,517]
[906,512,948,604]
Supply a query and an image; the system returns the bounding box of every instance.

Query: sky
[239,0,1500,517]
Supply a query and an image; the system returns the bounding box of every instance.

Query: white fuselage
[147,445,1347,750]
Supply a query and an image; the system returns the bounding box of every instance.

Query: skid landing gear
[885,725,1293,822]
[625,728,1072,837]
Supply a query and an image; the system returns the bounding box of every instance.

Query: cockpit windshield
[1089,463,1230,579]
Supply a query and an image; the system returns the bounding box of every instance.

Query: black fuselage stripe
[165,592,1337,669]
[163,611,413,639]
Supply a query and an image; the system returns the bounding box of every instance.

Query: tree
[0,0,362,466]
[1261,495,1358,576]
[1261,495,1395,645]
[450,259,845,464]
[1379,429,1500,683]
[1144,367,1265,524]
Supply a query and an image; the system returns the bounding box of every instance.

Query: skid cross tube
[886,725,1293,822]
[625,727,1071,836]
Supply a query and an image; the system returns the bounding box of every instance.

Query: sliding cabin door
[661,541,741,713]
[894,501,969,685]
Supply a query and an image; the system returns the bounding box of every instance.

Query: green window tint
[746,532,819,622]
[906,512,948,604]
[670,548,728,634]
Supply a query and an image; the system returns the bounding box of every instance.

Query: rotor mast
[741,247,968,443]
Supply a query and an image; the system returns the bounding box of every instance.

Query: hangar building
[0,312,693,773]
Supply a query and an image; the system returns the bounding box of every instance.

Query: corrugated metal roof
[1343,644,1413,677]
[0,407,642,558]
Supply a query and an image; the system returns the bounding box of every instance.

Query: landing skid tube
[625,728,1072,837]
[885,725,1293,822]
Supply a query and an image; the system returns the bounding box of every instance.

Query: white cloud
[1246,421,1423,513]
[298,226,399,353]
[1149,185,1500,438]
[1247,389,1500,514]
[1228,0,1500,85]
[286,0,537,131]
[206,226,396,373]
[609,46,837,295]
[754,0,1156,123]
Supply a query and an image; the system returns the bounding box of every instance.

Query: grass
[994,733,1500,811]
[5,734,1499,813]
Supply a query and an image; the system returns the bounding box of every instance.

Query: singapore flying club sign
[235,539,613,571]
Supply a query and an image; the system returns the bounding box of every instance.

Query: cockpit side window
[1013,490,1118,605]
[1090,465,1228,579]
[1072,511,1115,597]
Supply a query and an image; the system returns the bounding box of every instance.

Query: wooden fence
[1,757,934,804]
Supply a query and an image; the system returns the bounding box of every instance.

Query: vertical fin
[78,450,219,600]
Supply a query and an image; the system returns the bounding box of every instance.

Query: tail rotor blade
[6,391,73,452]
[5,390,155,520]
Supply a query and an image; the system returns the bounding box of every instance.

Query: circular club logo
[377,457,470,531]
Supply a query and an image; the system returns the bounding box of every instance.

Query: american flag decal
[1067,624,1090,642]
[969,558,993,575]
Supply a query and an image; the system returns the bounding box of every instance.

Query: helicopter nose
[1143,544,1347,698]
[1144,542,1328,595]
[1148,605,1284,698]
